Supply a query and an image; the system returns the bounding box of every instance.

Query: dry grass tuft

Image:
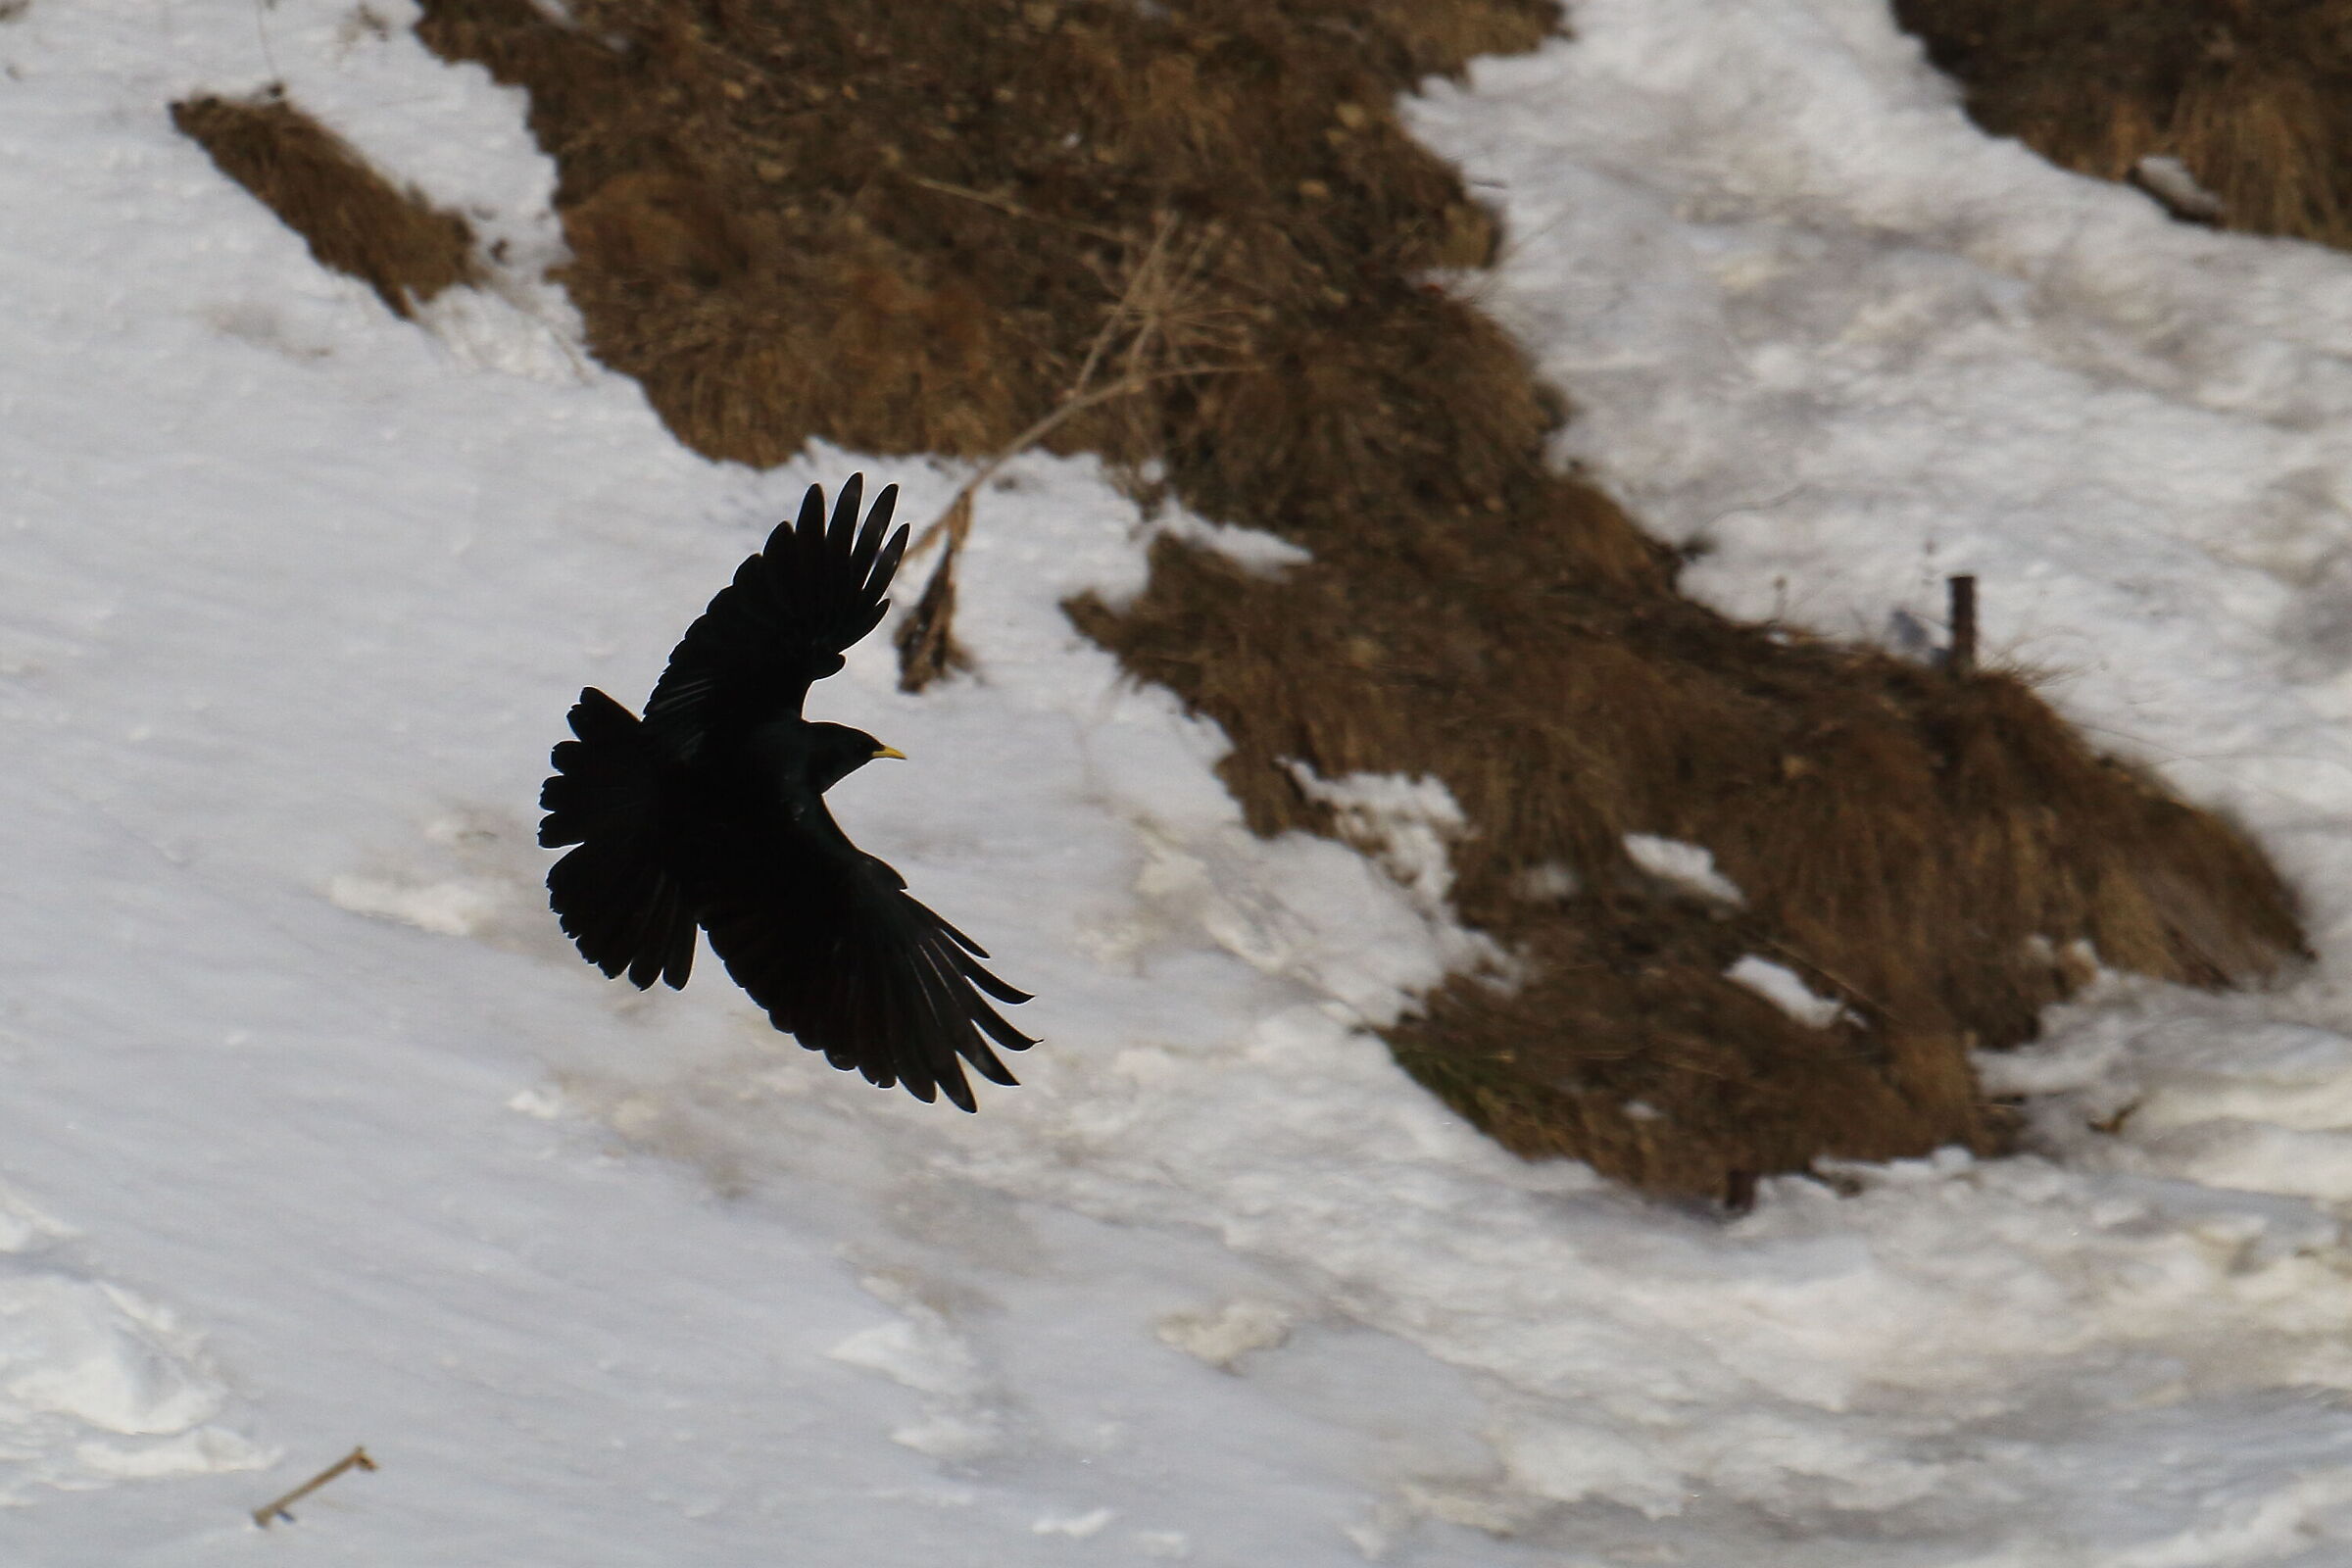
[415,0,2307,1196]
[172,92,480,317]
[1075,543,2303,1190]
[1896,0,2352,248]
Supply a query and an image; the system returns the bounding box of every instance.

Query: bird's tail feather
[540,688,697,990]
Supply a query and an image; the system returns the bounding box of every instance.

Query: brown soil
[171,93,481,318]
[181,0,2311,1197]
[1895,0,2352,246]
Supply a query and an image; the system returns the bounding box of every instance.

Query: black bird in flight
[539,475,1035,1109]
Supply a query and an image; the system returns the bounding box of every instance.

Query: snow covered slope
[9,0,2352,1562]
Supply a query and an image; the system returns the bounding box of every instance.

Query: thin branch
[892,209,1247,691]
[253,1446,376,1528]
[897,172,1129,246]
[1750,931,1904,1029]
[907,364,1238,559]
[1070,211,1178,399]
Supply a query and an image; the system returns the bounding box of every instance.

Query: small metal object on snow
[252,1446,376,1528]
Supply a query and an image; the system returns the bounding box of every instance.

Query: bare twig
[253,1446,376,1528]
[906,365,1234,561]
[894,362,1236,694]
[897,172,1129,246]
[896,369,1208,692]
[894,499,974,693]
[1751,930,1906,1032]
[1069,212,1179,399]
[893,211,1248,690]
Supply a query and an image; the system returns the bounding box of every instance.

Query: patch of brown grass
[1077,539,2302,1190]
[413,0,2305,1197]
[172,92,481,317]
[1895,0,2352,247]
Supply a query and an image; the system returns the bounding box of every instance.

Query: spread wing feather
[642,476,908,754]
[539,689,697,991]
[695,844,1034,1113]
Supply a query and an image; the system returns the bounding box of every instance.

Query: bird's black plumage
[539,476,1034,1110]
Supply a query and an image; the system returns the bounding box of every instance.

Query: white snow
[2132,155,2227,225]
[1725,955,1849,1030]
[11,0,2352,1561]
[0,1208,277,1502]
[1282,764,1504,980]
[1624,832,1747,906]
[1147,511,1314,578]
[1509,859,1580,902]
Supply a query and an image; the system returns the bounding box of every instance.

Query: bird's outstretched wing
[693,828,1036,1112]
[641,475,908,756]
[539,688,698,991]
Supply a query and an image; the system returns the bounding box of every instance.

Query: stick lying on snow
[252,1445,376,1528]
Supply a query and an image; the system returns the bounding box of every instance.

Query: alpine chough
[539,475,1035,1110]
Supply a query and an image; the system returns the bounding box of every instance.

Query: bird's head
[807,722,906,793]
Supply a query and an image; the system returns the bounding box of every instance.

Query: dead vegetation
[1895,0,2352,248]
[894,213,1252,689]
[208,0,2306,1196]
[171,93,480,317]
[1091,544,2302,1191]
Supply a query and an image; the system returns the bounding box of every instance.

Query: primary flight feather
[539,475,1035,1110]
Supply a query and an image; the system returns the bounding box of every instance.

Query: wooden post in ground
[1948,574,1977,676]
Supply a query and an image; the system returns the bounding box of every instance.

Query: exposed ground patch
[171,92,480,317]
[1895,0,2352,247]
[220,0,2310,1197]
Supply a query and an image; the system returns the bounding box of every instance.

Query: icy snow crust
[10,0,2352,1560]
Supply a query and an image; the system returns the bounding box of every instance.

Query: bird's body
[539,477,1034,1109]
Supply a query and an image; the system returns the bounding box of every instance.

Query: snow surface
[11,0,2352,1561]
[1723,956,1847,1031]
[1624,833,1747,907]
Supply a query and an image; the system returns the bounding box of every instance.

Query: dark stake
[1722,1168,1758,1215]
[1947,573,1977,677]
[539,476,1036,1110]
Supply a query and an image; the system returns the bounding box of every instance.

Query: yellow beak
[872,746,907,760]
